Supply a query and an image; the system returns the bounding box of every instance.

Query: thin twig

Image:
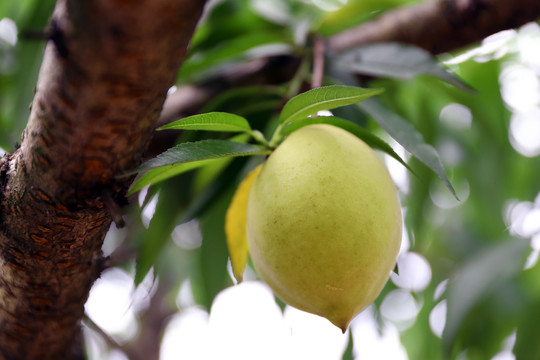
[102,190,126,228]
[311,36,325,89]
[82,314,124,351]
[103,243,138,270]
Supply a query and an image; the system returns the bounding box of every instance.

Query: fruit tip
[234,274,243,284]
[329,318,351,334]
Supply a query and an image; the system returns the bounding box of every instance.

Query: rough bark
[328,0,540,54]
[0,0,206,359]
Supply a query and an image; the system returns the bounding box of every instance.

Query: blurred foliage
[0,0,54,149]
[2,0,540,359]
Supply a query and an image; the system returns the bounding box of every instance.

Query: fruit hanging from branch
[135,86,410,331]
[246,124,402,332]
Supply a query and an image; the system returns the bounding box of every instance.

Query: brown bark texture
[0,0,206,359]
[328,0,540,54]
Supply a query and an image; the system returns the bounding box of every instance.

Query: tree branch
[151,0,540,133]
[311,37,325,89]
[327,0,540,54]
[0,0,206,358]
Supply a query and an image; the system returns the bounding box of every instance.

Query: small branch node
[102,190,126,228]
[311,36,325,89]
[48,18,69,59]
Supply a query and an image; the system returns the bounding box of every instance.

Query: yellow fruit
[246,124,402,332]
[225,164,263,283]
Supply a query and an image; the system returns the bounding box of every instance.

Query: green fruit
[247,124,402,331]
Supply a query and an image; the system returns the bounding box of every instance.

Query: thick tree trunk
[0,0,206,358]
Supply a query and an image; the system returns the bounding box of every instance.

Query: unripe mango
[247,124,402,331]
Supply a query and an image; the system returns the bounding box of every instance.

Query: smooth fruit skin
[247,124,402,331]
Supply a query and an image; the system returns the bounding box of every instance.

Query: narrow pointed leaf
[129,159,219,196]
[197,187,235,310]
[335,43,474,92]
[225,164,263,283]
[360,98,458,199]
[443,239,530,355]
[129,140,270,194]
[282,116,411,171]
[279,85,383,124]
[137,140,270,172]
[341,330,354,360]
[180,31,292,79]
[134,176,190,285]
[158,112,252,133]
[186,133,255,195]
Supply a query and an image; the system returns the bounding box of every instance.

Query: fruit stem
[286,55,310,100]
[250,130,272,149]
[268,123,285,148]
[269,54,310,148]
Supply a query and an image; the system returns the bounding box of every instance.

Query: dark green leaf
[128,140,269,194]
[201,85,284,116]
[443,239,530,355]
[0,1,54,148]
[180,157,259,224]
[134,177,189,285]
[137,140,269,172]
[319,0,407,36]
[129,159,220,196]
[360,98,457,199]
[282,116,411,171]
[515,262,540,360]
[335,43,474,91]
[180,31,292,79]
[515,298,540,360]
[341,330,354,360]
[279,85,383,124]
[193,182,237,309]
[158,112,252,133]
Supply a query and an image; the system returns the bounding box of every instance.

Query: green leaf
[443,239,530,356]
[515,262,540,360]
[335,43,474,91]
[319,0,406,36]
[0,1,55,148]
[341,330,354,360]
[158,112,252,133]
[279,85,383,124]
[193,184,237,310]
[137,140,270,172]
[180,157,259,225]
[129,140,270,194]
[129,159,220,196]
[282,116,411,171]
[202,85,285,116]
[189,133,254,195]
[134,177,189,285]
[360,98,458,199]
[180,31,292,79]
